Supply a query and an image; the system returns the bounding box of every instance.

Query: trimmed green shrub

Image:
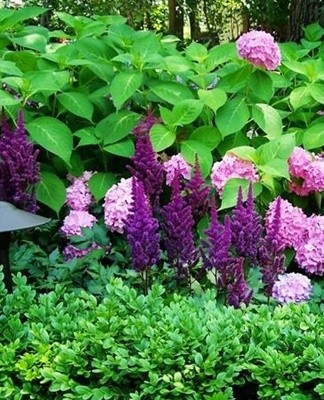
[0,271,323,399]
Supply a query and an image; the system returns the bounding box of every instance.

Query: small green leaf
[104,138,134,157]
[303,123,324,150]
[88,172,117,201]
[180,140,212,177]
[216,95,250,137]
[205,42,236,69]
[289,86,313,110]
[198,88,227,113]
[258,159,289,179]
[36,171,66,214]
[0,90,20,106]
[186,42,208,63]
[228,146,257,162]
[250,69,274,102]
[0,60,23,76]
[172,99,203,126]
[97,111,140,145]
[57,92,94,121]
[163,56,192,73]
[12,33,47,52]
[110,71,143,109]
[150,124,175,151]
[308,83,324,104]
[256,134,295,165]
[252,103,283,139]
[149,81,194,105]
[219,179,262,210]
[27,117,73,164]
[25,70,70,93]
[74,127,100,147]
[189,126,221,150]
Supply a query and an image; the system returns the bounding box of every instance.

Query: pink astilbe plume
[236,30,281,70]
[0,111,40,212]
[104,177,134,234]
[211,154,259,196]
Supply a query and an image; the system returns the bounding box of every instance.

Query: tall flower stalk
[0,111,40,212]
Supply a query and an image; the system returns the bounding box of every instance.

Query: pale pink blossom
[61,210,97,237]
[272,273,312,304]
[164,154,191,186]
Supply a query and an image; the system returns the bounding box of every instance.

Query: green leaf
[25,71,70,93]
[308,83,324,104]
[57,92,94,121]
[219,179,262,210]
[0,60,22,76]
[303,123,324,150]
[198,88,227,113]
[205,42,236,69]
[150,124,176,151]
[303,23,324,42]
[216,65,251,93]
[110,71,143,109]
[227,146,257,161]
[189,126,221,150]
[88,172,116,201]
[256,135,295,165]
[250,69,274,102]
[74,127,100,147]
[12,33,47,52]
[258,159,289,179]
[96,111,140,145]
[172,99,203,126]
[186,42,208,63]
[27,117,73,164]
[0,90,20,106]
[289,86,313,110]
[149,81,194,105]
[216,95,250,138]
[36,171,66,214]
[163,56,192,73]
[180,140,212,177]
[104,138,134,157]
[252,103,283,139]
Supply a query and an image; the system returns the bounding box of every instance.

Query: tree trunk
[168,0,184,39]
[287,0,324,41]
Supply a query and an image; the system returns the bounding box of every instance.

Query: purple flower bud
[227,257,253,308]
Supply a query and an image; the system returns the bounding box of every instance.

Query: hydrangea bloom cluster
[236,30,281,70]
[63,243,100,260]
[126,179,160,272]
[161,174,196,278]
[265,196,308,251]
[272,273,312,304]
[66,172,93,211]
[104,177,133,234]
[0,111,40,212]
[231,185,262,266]
[128,115,165,208]
[288,147,324,196]
[211,154,259,196]
[163,154,191,186]
[61,210,97,237]
[296,215,324,275]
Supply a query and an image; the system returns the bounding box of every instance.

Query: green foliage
[0,272,323,399]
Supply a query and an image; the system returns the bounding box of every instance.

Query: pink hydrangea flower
[236,30,281,70]
[104,177,134,233]
[164,154,191,186]
[265,197,308,251]
[66,173,93,211]
[211,154,259,196]
[272,273,312,304]
[296,215,324,275]
[61,210,97,237]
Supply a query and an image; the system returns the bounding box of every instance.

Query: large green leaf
[216,95,250,138]
[189,126,221,150]
[104,138,135,157]
[289,86,313,110]
[258,159,290,179]
[205,42,236,69]
[303,123,324,150]
[74,127,100,147]
[250,69,274,103]
[27,117,73,164]
[172,99,203,126]
[219,179,262,210]
[109,71,143,109]
[12,33,47,52]
[256,134,295,165]
[252,103,283,139]
[150,124,176,152]
[57,92,94,121]
[24,71,70,93]
[185,42,208,63]
[88,172,116,201]
[180,140,213,177]
[308,83,324,104]
[0,60,22,76]
[36,171,66,214]
[227,146,257,162]
[198,88,227,113]
[163,56,193,73]
[96,111,140,145]
[149,81,194,105]
[0,90,20,106]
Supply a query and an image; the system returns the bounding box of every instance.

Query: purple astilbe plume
[231,184,262,265]
[128,114,164,208]
[0,111,40,212]
[184,156,210,221]
[259,197,286,297]
[161,173,196,278]
[227,257,253,308]
[126,178,161,274]
[202,200,233,287]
